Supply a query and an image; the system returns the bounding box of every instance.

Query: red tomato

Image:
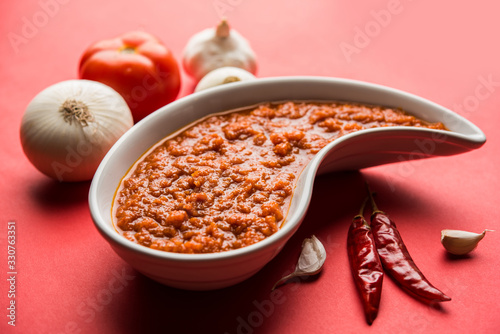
[79,31,181,122]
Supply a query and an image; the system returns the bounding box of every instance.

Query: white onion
[20,79,133,182]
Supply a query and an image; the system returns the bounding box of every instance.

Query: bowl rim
[89,75,486,263]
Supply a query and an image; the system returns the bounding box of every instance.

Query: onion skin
[20,80,133,182]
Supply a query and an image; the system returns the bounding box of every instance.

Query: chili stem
[365,182,379,212]
[357,197,368,217]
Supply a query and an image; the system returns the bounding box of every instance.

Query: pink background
[1,0,499,333]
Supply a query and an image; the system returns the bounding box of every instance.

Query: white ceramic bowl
[89,77,485,290]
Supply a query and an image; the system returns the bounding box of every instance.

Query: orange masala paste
[113,102,446,253]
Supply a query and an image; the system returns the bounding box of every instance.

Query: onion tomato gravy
[112,101,446,253]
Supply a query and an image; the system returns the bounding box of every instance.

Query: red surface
[1,1,499,333]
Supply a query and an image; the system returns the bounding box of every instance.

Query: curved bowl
[89,76,485,290]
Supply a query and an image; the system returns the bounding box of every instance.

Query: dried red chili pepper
[347,198,384,325]
[366,185,451,302]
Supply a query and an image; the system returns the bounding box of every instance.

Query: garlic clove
[296,235,326,274]
[441,229,493,255]
[272,235,326,290]
[194,67,256,92]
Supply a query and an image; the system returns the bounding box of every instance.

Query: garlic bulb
[441,229,493,255]
[20,80,133,182]
[183,19,257,82]
[195,66,256,92]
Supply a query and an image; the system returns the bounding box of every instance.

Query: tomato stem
[120,47,136,54]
